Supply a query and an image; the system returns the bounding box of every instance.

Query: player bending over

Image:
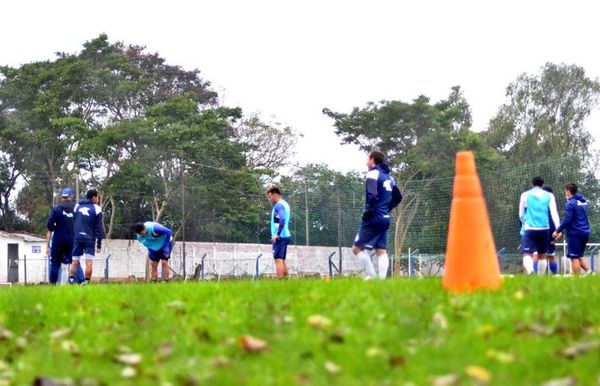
[133,221,174,281]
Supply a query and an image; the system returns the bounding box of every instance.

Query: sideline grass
[0,277,599,385]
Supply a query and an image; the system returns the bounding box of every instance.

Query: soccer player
[352,150,402,279]
[133,221,174,281]
[266,186,291,278]
[553,183,591,275]
[68,189,103,285]
[519,177,560,275]
[45,188,83,284]
[541,186,560,275]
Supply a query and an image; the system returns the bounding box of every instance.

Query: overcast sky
[2,0,599,173]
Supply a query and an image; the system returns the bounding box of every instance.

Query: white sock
[537,260,548,276]
[357,251,376,278]
[523,255,534,275]
[378,254,389,279]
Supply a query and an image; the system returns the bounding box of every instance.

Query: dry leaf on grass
[465,365,491,385]
[432,312,448,330]
[540,376,577,386]
[49,328,74,341]
[324,361,340,374]
[432,374,460,386]
[307,315,332,331]
[561,341,600,359]
[114,353,142,366]
[239,335,269,353]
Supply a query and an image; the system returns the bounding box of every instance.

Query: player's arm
[152,224,173,255]
[45,231,52,257]
[363,170,379,219]
[555,201,574,234]
[95,209,104,251]
[549,194,560,229]
[388,181,402,211]
[518,192,527,221]
[272,204,287,241]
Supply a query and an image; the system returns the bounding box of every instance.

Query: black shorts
[273,237,290,260]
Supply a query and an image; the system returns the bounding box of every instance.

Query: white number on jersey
[383,180,393,192]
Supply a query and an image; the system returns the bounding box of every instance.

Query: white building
[0,231,47,284]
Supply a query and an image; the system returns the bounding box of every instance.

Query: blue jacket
[556,193,590,236]
[73,199,103,248]
[363,163,402,223]
[46,200,75,245]
[136,222,173,252]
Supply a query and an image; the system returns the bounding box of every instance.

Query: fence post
[24,254,27,285]
[104,254,112,283]
[254,253,263,280]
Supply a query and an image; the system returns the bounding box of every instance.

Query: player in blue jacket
[352,150,402,279]
[553,183,592,275]
[68,189,103,285]
[45,188,83,284]
[267,186,291,278]
[133,221,174,281]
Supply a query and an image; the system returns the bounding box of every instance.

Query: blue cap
[61,188,74,197]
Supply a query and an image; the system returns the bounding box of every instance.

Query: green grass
[1,277,600,385]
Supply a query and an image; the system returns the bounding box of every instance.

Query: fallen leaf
[561,341,600,359]
[115,353,142,366]
[307,315,332,331]
[366,347,385,358]
[239,335,269,353]
[209,356,233,368]
[49,328,74,341]
[432,374,460,386]
[476,324,496,337]
[389,355,407,367]
[541,376,577,386]
[514,290,524,300]
[158,343,173,360]
[0,327,13,341]
[61,340,80,355]
[486,349,515,364]
[324,361,340,374]
[432,312,448,330]
[466,365,491,384]
[121,366,137,378]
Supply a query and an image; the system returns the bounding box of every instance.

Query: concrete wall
[98,239,363,280]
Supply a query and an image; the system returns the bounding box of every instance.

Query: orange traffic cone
[443,151,503,292]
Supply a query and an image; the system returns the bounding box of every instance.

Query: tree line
[1,35,599,252]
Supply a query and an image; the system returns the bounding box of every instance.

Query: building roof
[0,231,46,242]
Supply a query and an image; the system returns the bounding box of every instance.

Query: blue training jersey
[364,163,396,221]
[73,199,103,248]
[519,187,559,231]
[136,222,173,252]
[271,199,291,238]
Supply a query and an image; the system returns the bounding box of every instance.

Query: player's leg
[149,260,159,281]
[521,231,535,275]
[281,238,290,278]
[353,224,377,279]
[571,258,582,275]
[161,259,170,281]
[81,243,96,285]
[273,238,290,278]
[373,223,390,279]
[48,245,62,284]
[69,243,83,284]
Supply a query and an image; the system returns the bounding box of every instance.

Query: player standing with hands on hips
[69,189,103,285]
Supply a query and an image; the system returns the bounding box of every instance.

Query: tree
[232,114,299,176]
[487,62,600,164]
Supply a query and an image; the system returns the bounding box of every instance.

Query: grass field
[1,277,599,386]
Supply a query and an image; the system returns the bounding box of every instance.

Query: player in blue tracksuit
[553,183,592,275]
[133,221,174,281]
[68,189,103,285]
[541,186,560,274]
[519,177,560,275]
[267,186,291,278]
[45,188,84,284]
[352,150,402,279]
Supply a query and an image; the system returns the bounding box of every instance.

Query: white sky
[2,0,599,173]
